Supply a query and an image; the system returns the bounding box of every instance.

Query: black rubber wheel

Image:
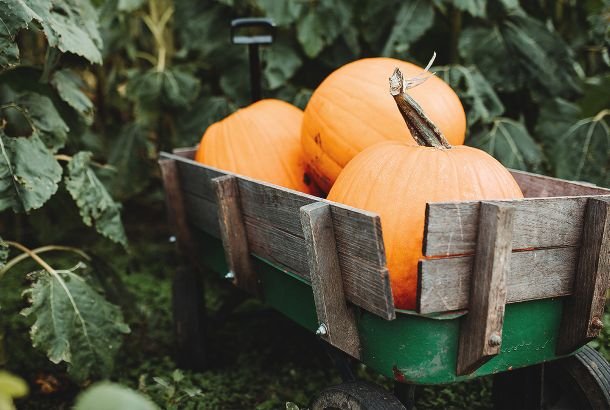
[492,345,610,410]
[543,345,610,410]
[172,265,206,371]
[311,381,408,410]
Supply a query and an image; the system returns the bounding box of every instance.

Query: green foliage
[51,69,95,125]
[74,382,158,410]
[0,131,62,212]
[0,370,28,410]
[65,152,127,246]
[21,265,130,382]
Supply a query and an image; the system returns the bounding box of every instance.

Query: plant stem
[1,245,91,278]
[450,7,462,64]
[389,67,451,149]
[5,241,56,275]
[593,109,610,122]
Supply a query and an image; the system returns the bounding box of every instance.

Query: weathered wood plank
[300,203,361,359]
[182,193,220,238]
[457,203,514,375]
[213,175,260,296]
[171,147,197,159]
[164,154,395,319]
[510,169,610,198]
[557,198,610,354]
[158,158,198,268]
[424,195,610,257]
[418,247,578,314]
[244,217,309,279]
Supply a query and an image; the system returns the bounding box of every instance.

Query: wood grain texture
[457,203,515,375]
[171,147,197,159]
[213,175,260,296]
[164,154,394,319]
[510,169,610,198]
[418,247,578,314]
[424,195,610,257]
[300,202,361,359]
[158,158,198,268]
[556,198,610,354]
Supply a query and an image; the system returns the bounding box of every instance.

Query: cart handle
[230,18,276,45]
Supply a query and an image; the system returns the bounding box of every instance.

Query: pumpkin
[327,68,523,310]
[302,56,467,193]
[195,99,316,194]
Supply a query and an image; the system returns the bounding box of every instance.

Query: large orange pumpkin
[302,57,467,193]
[195,99,316,194]
[327,68,523,310]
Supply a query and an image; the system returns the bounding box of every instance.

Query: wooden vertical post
[158,158,198,268]
[300,202,361,359]
[457,202,515,375]
[557,198,610,354]
[213,175,260,296]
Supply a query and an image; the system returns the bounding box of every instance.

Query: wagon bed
[159,147,610,386]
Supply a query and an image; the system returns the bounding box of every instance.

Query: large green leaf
[458,25,525,93]
[14,92,69,152]
[174,3,231,57]
[21,267,130,382]
[0,0,44,69]
[126,68,200,113]
[51,69,94,125]
[535,97,581,148]
[551,112,609,187]
[105,123,152,199]
[459,13,580,96]
[33,0,103,64]
[74,382,158,410]
[296,0,353,58]
[469,118,544,171]
[381,0,434,57]
[176,95,236,146]
[64,151,127,246]
[435,65,504,126]
[254,0,302,26]
[262,39,302,90]
[0,131,62,212]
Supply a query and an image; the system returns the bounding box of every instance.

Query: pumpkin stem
[389,55,452,149]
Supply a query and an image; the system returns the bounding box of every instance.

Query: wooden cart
[159,147,610,409]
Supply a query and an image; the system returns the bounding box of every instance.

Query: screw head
[489,333,502,347]
[315,323,328,336]
[168,235,176,243]
[225,271,235,280]
[591,317,604,331]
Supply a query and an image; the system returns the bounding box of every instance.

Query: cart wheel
[543,345,610,409]
[492,345,610,410]
[172,266,206,371]
[311,381,408,410]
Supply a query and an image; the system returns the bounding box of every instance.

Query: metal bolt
[225,271,235,280]
[315,323,328,336]
[591,317,604,331]
[489,333,502,347]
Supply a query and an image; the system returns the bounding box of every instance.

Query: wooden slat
[213,175,260,296]
[182,193,220,237]
[164,154,395,319]
[424,195,610,257]
[301,203,361,359]
[418,247,578,314]
[457,203,515,375]
[557,198,610,354]
[171,147,197,159]
[510,169,610,198]
[158,158,198,268]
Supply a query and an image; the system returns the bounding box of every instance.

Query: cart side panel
[510,169,610,198]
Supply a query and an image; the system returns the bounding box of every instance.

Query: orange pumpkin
[195,99,316,194]
[327,68,523,310]
[302,57,467,193]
